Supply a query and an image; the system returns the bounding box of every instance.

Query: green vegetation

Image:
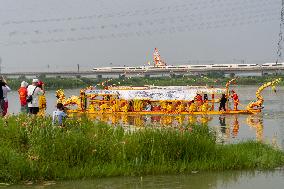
[7,78,89,90]
[5,75,284,90]
[0,115,283,183]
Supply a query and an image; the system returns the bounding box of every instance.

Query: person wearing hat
[231,90,239,111]
[27,78,44,115]
[18,81,29,113]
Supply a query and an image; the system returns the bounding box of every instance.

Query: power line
[0,0,277,28]
[1,12,278,46]
[0,0,280,46]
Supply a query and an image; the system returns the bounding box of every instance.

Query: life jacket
[18,87,28,105]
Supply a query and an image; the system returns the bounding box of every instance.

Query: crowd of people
[18,78,46,115]
[17,78,66,126]
[0,78,65,126]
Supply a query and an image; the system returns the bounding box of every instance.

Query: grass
[0,115,283,183]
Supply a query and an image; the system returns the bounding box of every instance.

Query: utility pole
[77,64,80,73]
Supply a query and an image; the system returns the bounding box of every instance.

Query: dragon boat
[55,78,281,116]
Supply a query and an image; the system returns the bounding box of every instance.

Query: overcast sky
[0,0,282,72]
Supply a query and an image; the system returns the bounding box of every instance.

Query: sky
[0,0,282,72]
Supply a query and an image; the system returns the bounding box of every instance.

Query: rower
[231,90,239,111]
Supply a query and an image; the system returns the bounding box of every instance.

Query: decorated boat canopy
[85,86,226,101]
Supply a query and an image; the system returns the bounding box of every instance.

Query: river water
[7,170,284,189]
[5,85,284,188]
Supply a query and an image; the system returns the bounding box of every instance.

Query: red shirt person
[195,93,203,108]
[231,90,239,111]
[18,81,28,113]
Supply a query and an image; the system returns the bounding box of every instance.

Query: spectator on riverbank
[37,80,46,116]
[2,78,11,116]
[27,79,44,115]
[18,81,29,113]
[52,103,67,126]
[0,79,7,116]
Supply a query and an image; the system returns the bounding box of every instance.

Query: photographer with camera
[27,79,44,115]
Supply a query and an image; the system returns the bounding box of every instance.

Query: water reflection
[217,115,240,143]
[88,113,265,145]
[246,115,264,142]
[218,115,229,144]
[90,114,215,129]
[216,114,264,144]
[9,170,284,189]
[232,115,240,138]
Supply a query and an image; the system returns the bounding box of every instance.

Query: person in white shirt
[27,79,44,115]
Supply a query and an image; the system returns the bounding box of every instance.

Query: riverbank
[0,115,283,183]
[5,75,284,90]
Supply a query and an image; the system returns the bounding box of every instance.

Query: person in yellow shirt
[175,101,184,113]
[188,100,197,112]
[37,81,46,116]
[201,100,211,112]
[99,103,108,112]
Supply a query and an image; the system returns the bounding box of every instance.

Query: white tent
[85,86,226,101]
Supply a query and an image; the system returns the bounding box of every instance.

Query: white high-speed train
[261,62,284,67]
[93,63,284,71]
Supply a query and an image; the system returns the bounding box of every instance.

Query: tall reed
[0,115,283,183]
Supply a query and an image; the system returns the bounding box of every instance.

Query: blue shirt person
[52,103,67,126]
